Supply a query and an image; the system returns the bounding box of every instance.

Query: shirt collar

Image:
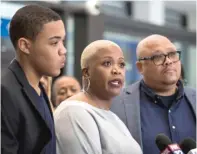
[140,79,184,101]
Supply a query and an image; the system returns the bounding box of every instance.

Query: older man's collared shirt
[140,80,196,154]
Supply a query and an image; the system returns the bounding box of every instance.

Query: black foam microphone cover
[155,133,172,151]
[180,138,196,154]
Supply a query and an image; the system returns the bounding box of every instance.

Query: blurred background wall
[1,1,196,88]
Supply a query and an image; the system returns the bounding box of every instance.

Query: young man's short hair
[9,4,61,49]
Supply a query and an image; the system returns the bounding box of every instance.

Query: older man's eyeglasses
[138,51,181,66]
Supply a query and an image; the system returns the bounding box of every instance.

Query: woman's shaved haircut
[80,40,120,69]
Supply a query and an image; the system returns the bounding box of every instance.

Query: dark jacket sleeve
[1,84,20,154]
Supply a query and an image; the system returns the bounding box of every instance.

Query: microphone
[155,133,184,154]
[187,149,197,154]
[180,138,197,154]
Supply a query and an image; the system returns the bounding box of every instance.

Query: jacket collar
[9,59,54,125]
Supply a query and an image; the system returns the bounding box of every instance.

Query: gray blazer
[110,81,196,147]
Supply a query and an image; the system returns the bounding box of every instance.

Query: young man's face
[29,20,66,77]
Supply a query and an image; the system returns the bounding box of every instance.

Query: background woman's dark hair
[9,4,61,49]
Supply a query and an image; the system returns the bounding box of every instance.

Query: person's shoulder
[112,81,140,105]
[1,67,12,83]
[54,101,98,129]
[54,100,92,119]
[114,81,140,98]
[1,68,16,90]
[1,69,21,112]
[124,81,141,93]
[1,67,21,92]
[184,86,196,94]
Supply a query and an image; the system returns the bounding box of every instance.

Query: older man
[111,34,196,154]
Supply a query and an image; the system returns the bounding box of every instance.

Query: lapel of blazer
[123,81,143,147]
[9,59,52,130]
[40,84,54,119]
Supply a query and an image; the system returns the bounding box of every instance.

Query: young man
[111,34,196,154]
[1,5,66,154]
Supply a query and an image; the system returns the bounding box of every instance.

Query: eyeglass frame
[137,51,181,66]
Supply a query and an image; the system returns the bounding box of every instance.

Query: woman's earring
[86,78,90,92]
[82,78,90,92]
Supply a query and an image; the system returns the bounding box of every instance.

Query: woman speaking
[54,40,142,154]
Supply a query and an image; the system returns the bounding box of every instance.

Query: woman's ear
[82,68,89,78]
[81,68,90,92]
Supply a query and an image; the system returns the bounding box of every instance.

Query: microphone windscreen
[180,138,196,154]
[155,133,172,151]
